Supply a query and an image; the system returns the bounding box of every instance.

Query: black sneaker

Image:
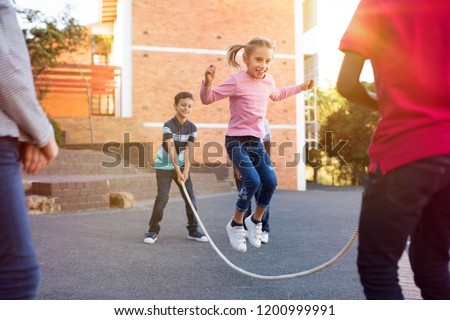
[144,232,158,244]
[187,230,208,243]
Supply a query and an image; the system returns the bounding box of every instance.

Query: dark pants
[358,154,450,299]
[235,178,270,233]
[148,168,199,234]
[0,138,40,299]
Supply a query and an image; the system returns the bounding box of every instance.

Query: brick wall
[132,0,300,190]
[25,148,235,212]
[44,0,303,190]
[132,0,295,52]
[30,178,110,212]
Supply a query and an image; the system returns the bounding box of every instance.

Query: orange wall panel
[42,93,90,117]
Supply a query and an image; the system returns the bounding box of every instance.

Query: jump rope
[181,182,359,280]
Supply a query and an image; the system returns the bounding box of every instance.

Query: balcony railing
[34,64,121,95]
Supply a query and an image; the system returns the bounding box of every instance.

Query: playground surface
[30,186,421,300]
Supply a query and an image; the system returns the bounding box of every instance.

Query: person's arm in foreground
[0,2,58,174]
[337,52,378,110]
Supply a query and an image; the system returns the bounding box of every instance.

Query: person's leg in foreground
[358,156,450,299]
[0,139,40,299]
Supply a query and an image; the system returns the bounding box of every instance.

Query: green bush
[49,116,65,147]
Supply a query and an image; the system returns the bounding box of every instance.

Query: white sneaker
[261,231,269,244]
[226,219,247,253]
[244,214,262,248]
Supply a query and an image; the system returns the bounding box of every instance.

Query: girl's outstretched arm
[270,78,315,101]
[300,79,315,91]
[200,68,237,105]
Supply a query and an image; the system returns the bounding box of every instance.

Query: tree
[16,4,89,146]
[17,5,89,100]
[305,87,349,183]
[319,83,380,185]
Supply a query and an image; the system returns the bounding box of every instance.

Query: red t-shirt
[339,0,450,173]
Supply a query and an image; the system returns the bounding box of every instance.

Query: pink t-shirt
[200,71,302,138]
[340,0,450,173]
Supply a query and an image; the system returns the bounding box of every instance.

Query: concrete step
[24,148,235,212]
[36,149,146,175]
[108,172,234,200]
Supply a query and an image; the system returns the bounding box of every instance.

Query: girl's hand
[301,79,315,91]
[204,64,216,86]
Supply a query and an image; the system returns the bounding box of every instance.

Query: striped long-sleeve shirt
[0,0,53,147]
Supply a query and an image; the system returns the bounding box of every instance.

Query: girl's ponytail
[226,36,275,70]
[226,44,245,70]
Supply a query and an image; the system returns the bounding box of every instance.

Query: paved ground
[29,187,422,300]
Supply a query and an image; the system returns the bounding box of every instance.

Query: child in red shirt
[338,0,450,299]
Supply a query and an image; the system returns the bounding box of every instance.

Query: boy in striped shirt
[144,92,207,244]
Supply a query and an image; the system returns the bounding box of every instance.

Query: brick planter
[29,176,110,212]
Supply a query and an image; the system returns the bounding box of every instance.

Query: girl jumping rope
[200,36,314,253]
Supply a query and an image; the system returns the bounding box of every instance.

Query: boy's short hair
[174,92,194,105]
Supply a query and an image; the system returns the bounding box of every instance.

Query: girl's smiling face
[243,46,274,79]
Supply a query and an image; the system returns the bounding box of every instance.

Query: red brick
[62,189,80,197]
[87,194,107,203]
[95,188,109,195]
[61,204,79,212]
[80,188,95,196]
[77,203,95,211]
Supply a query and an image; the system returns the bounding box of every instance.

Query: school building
[38,0,319,190]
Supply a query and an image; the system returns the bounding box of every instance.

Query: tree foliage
[16,4,89,146]
[318,83,380,185]
[305,87,349,183]
[17,5,89,98]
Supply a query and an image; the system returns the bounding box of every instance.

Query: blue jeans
[225,136,277,213]
[235,178,270,233]
[0,138,40,299]
[358,154,450,299]
[148,168,199,234]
